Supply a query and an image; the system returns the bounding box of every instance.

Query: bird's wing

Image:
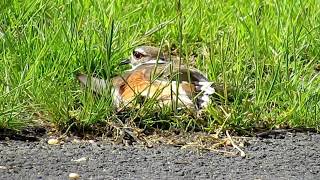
[136,63,208,83]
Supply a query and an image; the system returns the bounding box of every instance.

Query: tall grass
[0,0,319,132]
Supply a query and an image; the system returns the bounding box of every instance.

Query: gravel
[0,132,319,179]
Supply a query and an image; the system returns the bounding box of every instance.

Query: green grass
[0,0,319,133]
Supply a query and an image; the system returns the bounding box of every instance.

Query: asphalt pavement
[0,132,319,179]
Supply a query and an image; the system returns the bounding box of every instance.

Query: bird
[76,45,216,110]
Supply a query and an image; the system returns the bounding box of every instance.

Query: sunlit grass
[0,0,319,133]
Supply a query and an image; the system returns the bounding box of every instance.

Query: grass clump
[0,0,319,135]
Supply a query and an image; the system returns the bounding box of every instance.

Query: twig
[214,106,231,138]
[62,122,76,137]
[226,130,246,157]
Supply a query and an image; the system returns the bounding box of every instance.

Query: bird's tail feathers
[194,81,215,108]
[76,73,108,94]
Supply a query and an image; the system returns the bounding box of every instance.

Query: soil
[0,131,319,179]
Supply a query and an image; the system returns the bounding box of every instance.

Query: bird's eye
[133,51,144,59]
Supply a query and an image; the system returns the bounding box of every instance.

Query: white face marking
[134,47,146,54]
[144,60,166,64]
[126,59,167,71]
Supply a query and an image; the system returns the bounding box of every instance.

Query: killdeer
[77,46,216,110]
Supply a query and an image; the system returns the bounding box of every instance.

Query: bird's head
[120,46,167,69]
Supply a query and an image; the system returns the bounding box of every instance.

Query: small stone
[48,138,60,145]
[72,157,87,163]
[240,151,246,157]
[88,140,95,144]
[225,139,232,146]
[239,141,245,147]
[0,166,7,170]
[69,173,80,179]
[72,139,80,144]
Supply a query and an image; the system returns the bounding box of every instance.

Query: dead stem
[226,130,246,157]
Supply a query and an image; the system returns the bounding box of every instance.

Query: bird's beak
[119,59,131,66]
